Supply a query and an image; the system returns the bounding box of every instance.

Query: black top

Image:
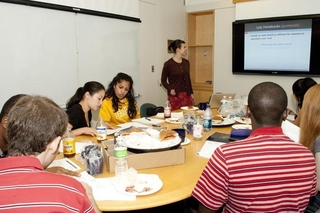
[161,58,193,96]
[66,103,92,130]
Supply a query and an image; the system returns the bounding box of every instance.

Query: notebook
[209,93,236,109]
[197,132,232,158]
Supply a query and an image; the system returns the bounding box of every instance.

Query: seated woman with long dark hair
[99,72,140,127]
[66,81,106,136]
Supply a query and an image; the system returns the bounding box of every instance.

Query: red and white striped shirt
[192,127,317,213]
[0,156,95,213]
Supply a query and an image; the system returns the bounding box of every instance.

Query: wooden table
[65,117,232,212]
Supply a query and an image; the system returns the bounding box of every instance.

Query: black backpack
[146,106,164,116]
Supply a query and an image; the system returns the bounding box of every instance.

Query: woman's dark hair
[106,72,137,119]
[168,39,185,53]
[292,77,317,109]
[66,81,105,109]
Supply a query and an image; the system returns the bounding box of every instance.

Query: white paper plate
[118,129,181,150]
[180,106,199,111]
[232,124,252,130]
[181,138,191,145]
[165,118,183,124]
[233,117,252,125]
[114,174,163,196]
[211,119,235,126]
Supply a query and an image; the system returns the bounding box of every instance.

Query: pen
[145,117,151,121]
[65,158,78,170]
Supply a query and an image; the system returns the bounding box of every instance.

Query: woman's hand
[106,122,115,129]
[72,127,97,137]
[170,89,176,96]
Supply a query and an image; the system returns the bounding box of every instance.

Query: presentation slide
[244,19,312,71]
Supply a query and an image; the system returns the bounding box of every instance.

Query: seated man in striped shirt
[0,94,80,176]
[192,82,317,213]
[0,95,101,213]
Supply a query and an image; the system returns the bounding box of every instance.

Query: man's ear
[1,117,8,130]
[283,108,290,121]
[47,136,61,154]
[246,106,251,118]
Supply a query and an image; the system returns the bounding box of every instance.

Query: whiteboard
[76,13,140,89]
[0,2,139,107]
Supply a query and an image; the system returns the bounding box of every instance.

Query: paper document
[117,122,150,128]
[74,172,136,201]
[106,122,151,135]
[107,126,133,135]
[48,158,81,171]
[282,120,300,143]
[131,117,164,125]
[197,140,226,158]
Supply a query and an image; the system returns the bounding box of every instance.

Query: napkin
[74,171,136,201]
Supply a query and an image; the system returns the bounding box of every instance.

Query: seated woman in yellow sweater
[99,72,140,127]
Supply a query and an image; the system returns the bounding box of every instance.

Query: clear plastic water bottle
[114,141,128,178]
[96,117,107,142]
[227,96,233,107]
[218,96,228,116]
[227,96,235,118]
[203,104,213,132]
[164,100,171,118]
[220,95,227,105]
[193,115,203,140]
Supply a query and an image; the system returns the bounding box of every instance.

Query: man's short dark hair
[7,95,68,156]
[248,82,287,126]
[0,94,26,121]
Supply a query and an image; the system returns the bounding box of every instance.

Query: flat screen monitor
[232,14,320,76]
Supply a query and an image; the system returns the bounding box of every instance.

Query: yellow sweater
[99,97,140,127]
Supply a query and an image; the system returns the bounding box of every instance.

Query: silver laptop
[209,93,236,109]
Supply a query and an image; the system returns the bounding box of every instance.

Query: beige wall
[138,0,186,107]
[186,0,320,112]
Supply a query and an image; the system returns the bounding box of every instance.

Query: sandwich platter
[116,128,181,151]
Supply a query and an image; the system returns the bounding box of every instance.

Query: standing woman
[99,72,140,127]
[292,77,317,126]
[66,81,106,136]
[161,39,194,111]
